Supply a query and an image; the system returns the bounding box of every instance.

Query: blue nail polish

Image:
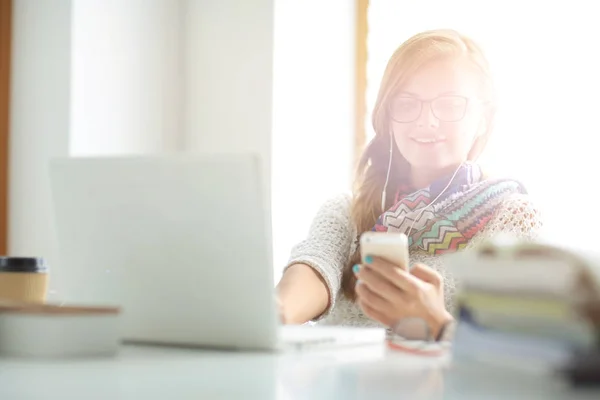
[365,255,373,264]
[353,264,360,274]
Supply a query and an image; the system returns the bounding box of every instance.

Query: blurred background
[0,0,594,293]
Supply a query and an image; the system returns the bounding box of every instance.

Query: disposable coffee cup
[0,257,48,304]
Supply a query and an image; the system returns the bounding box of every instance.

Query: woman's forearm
[276,263,330,324]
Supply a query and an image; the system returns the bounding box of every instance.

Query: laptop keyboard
[279,325,385,349]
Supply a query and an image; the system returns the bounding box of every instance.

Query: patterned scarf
[372,163,527,255]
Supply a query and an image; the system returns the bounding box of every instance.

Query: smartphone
[360,232,410,270]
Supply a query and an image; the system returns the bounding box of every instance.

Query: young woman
[276,29,542,339]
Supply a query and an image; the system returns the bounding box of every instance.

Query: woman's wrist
[430,311,454,340]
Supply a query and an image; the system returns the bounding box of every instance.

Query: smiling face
[390,57,486,174]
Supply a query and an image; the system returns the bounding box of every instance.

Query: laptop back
[49,154,280,350]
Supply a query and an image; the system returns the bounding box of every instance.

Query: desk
[0,344,598,399]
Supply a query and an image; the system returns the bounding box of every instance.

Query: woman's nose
[416,104,439,128]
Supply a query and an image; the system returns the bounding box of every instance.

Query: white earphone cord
[380,134,394,211]
[406,164,463,235]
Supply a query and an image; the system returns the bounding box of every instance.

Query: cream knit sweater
[285,193,543,328]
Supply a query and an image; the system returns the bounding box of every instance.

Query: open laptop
[48,154,384,351]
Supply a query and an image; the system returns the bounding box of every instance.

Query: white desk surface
[0,344,598,400]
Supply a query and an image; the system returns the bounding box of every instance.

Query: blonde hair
[341,29,496,300]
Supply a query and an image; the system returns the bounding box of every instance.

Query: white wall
[9,0,72,274]
[271,0,355,277]
[183,0,278,276]
[183,0,275,179]
[10,0,186,300]
[70,0,183,156]
[9,0,355,288]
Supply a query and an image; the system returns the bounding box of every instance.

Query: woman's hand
[276,295,287,324]
[354,256,453,339]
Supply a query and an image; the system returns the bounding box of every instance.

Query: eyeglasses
[389,95,469,123]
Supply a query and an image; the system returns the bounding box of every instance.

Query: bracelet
[435,319,456,342]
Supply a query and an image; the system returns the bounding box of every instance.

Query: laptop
[48,154,385,351]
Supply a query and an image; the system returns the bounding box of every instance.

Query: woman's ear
[467,134,487,161]
[476,112,489,138]
[467,120,491,161]
[468,103,495,161]
[481,102,496,137]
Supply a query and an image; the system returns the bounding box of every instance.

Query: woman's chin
[406,158,457,172]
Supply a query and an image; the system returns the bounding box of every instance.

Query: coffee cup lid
[0,257,47,273]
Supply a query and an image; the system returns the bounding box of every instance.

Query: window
[366,1,595,248]
[271,1,356,282]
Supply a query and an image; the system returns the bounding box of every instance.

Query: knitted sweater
[285,193,543,328]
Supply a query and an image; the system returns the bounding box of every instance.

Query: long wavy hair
[341,29,497,301]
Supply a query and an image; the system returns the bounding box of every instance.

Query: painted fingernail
[353,264,360,274]
[365,255,373,264]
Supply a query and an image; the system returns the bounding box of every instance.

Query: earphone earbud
[380,133,394,211]
[475,113,489,138]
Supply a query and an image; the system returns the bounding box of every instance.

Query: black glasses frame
[389,95,470,123]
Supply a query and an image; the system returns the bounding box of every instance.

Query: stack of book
[445,235,600,377]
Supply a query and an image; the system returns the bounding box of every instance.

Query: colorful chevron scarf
[372,163,527,255]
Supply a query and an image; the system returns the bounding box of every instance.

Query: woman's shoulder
[313,192,353,219]
[299,192,356,241]
[327,192,352,206]
[479,172,539,214]
[482,189,543,241]
[497,190,539,208]
[465,170,543,240]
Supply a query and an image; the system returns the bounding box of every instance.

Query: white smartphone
[360,232,410,270]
